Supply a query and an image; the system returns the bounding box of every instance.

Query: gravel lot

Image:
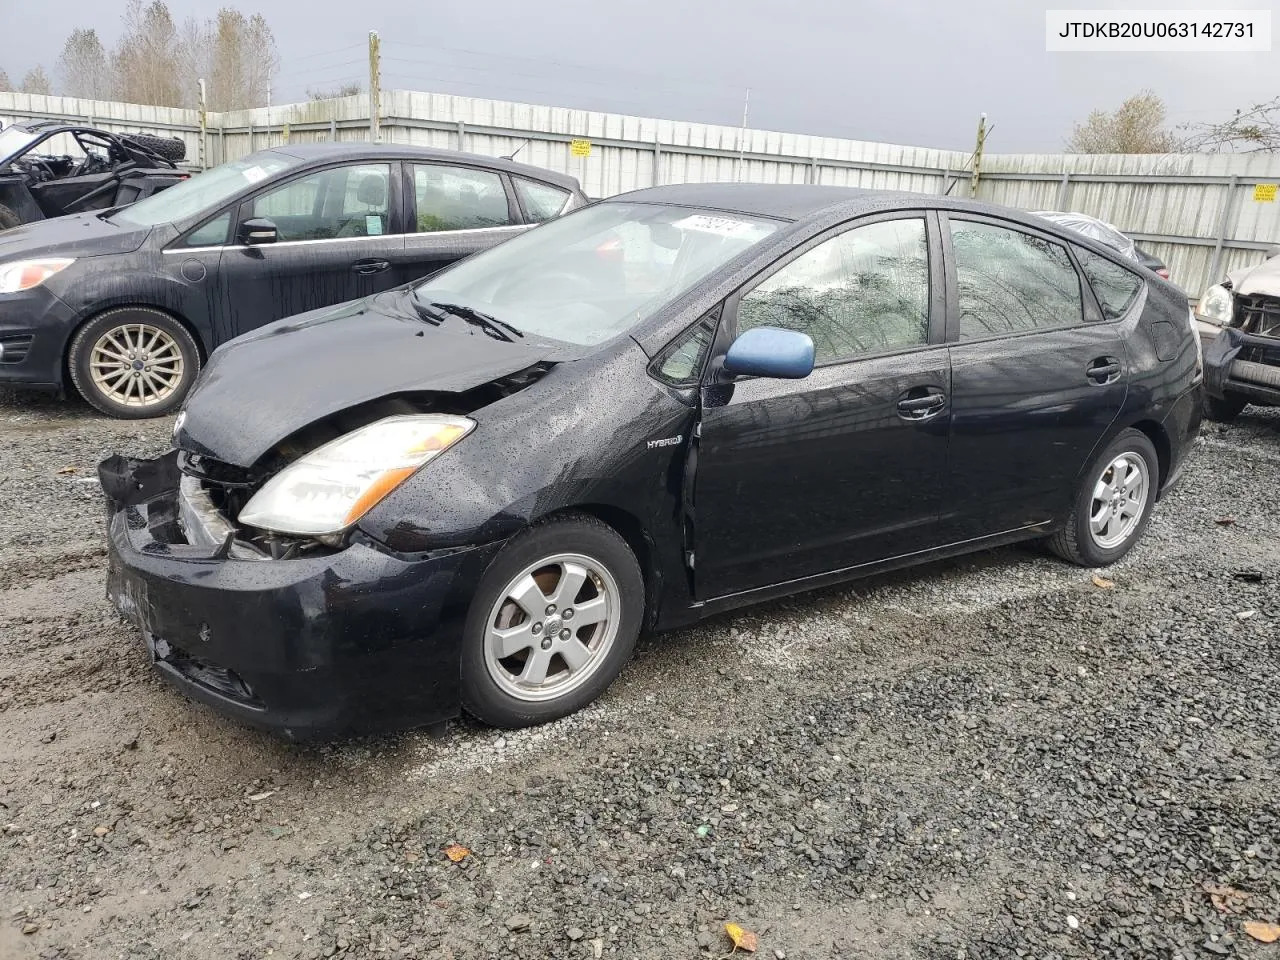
[1,387,1277,960]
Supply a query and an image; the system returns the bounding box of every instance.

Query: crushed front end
[1202,291,1280,408]
[99,450,501,739]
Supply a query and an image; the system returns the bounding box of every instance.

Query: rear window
[1075,247,1144,320]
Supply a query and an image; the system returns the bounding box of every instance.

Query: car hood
[1227,255,1280,297]
[176,291,569,467]
[0,212,151,261]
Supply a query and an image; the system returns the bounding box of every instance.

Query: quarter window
[951,221,1084,340]
[183,212,230,247]
[656,318,716,384]
[514,177,571,223]
[1075,247,1144,320]
[413,165,512,232]
[737,218,931,364]
[248,163,391,241]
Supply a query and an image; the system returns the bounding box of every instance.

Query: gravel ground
[1,387,1277,960]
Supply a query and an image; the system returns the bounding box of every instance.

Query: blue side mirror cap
[722,326,815,380]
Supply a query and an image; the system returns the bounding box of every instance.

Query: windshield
[413,202,779,345]
[109,151,300,228]
[0,127,42,165]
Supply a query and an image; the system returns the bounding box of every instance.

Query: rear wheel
[1203,392,1248,423]
[68,308,201,419]
[1048,428,1159,567]
[460,515,643,728]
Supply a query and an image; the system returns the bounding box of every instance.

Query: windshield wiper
[409,296,446,326]
[423,299,524,342]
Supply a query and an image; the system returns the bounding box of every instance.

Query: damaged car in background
[1196,243,1280,421]
[100,185,1202,738]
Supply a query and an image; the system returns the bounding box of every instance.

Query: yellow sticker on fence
[1254,183,1277,202]
[570,139,592,158]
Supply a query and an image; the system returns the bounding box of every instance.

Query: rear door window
[1075,247,1144,319]
[950,220,1084,340]
[412,165,513,232]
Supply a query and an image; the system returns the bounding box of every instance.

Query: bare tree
[112,0,183,107]
[178,7,279,110]
[308,82,361,101]
[58,29,111,100]
[1182,97,1280,153]
[20,66,53,96]
[1066,91,1182,154]
[0,68,12,92]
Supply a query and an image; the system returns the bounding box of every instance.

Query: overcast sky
[1,0,1275,152]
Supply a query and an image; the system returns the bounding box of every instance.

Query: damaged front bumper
[100,451,503,739]
[1203,327,1280,405]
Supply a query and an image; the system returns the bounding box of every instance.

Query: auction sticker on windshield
[673,214,774,240]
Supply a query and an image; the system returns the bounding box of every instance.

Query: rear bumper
[103,452,503,739]
[0,285,77,390]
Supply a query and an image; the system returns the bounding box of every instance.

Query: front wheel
[460,515,643,728]
[1048,428,1159,567]
[67,308,201,419]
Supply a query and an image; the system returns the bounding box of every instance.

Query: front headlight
[238,414,475,538]
[0,258,76,294]
[1196,284,1233,326]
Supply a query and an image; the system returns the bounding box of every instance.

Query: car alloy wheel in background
[68,307,201,419]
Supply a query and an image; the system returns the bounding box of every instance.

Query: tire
[0,203,21,230]
[120,134,186,163]
[1203,392,1248,423]
[1048,428,1160,568]
[460,514,644,728]
[67,308,201,419]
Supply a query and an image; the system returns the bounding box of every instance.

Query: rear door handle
[897,389,947,421]
[352,259,391,275]
[1087,357,1122,384]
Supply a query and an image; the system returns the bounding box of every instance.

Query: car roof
[610,182,1056,225]
[269,142,582,192]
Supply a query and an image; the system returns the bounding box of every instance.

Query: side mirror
[723,327,815,380]
[239,218,278,246]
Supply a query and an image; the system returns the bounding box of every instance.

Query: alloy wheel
[483,553,620,703]
[1088,452,1150,550]
[89,323,185,408]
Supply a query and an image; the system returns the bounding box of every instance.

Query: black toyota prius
[101,184,1203,738]
[0,142,584,417]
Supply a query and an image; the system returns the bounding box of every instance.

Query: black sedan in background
[0,143,584,417]
[102,184,1202,737]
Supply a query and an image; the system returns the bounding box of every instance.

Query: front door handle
[352,259,391,275]
[1087,357,1122,384]
[897,388,947,421]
